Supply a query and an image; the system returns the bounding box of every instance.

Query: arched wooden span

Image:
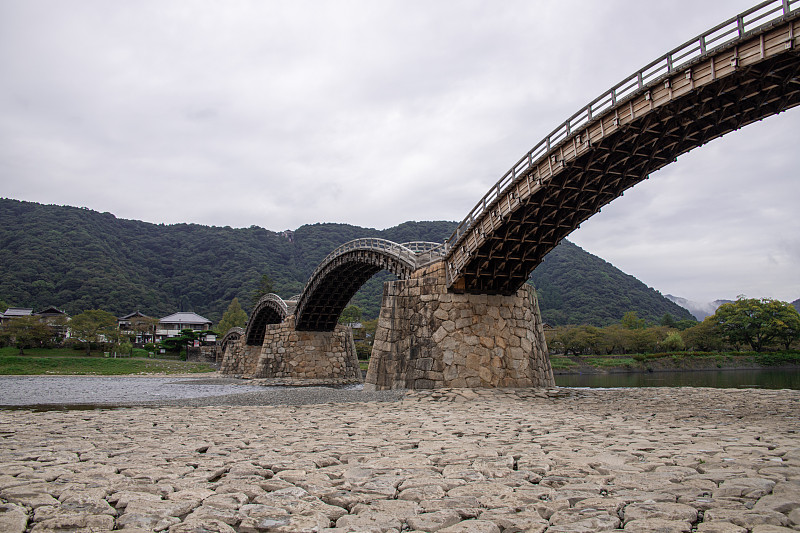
[294,239,443,331]
[443,1,800,294]
[245,294,289,346]
[220,327,244,351]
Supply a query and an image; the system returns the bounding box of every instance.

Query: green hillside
[0,198,694,326]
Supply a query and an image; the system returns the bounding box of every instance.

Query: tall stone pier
[365,261,555,390]
[220,316,362,385]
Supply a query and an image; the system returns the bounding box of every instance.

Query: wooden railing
[443,0,798,258]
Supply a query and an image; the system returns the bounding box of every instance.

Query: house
[1,308,32,327]
[0,307,69,342]
[156,312,213,342]
[35,306,70,340]
[3,308,33,318]
[119,311,156,345]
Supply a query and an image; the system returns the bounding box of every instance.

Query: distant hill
[0,198,694,326]
[528,240,694,326]
[665,295,733,321]
[793,299,800,313]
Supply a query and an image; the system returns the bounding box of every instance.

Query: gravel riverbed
[1,386,799,532]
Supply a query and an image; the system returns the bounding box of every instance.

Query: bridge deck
[443,4,799,294]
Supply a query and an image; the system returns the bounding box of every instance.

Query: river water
[0,376,267,407]
[555,367,800,389]
[1,369,798,409]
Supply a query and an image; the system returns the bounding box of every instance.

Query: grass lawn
[0,347,216,375]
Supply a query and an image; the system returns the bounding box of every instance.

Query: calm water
[555,368,800,389]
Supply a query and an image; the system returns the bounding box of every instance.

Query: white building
[156,312,213,341]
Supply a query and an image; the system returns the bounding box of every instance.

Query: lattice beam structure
[444,12,800,294]
[294,242,418,331]
[220,327,244,351]
[245,294,289,346]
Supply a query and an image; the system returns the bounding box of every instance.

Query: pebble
[0,386,798,532]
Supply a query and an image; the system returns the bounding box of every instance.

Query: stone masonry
[365,261,554,390]
[220,316,362,384]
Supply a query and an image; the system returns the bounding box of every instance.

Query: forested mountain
[528,240,694,325]
[0,198,694,326]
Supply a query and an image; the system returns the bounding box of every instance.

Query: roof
[4,308,33,317]
[159,312,212,325]
[120,311,150,320]
[36,306,68,317]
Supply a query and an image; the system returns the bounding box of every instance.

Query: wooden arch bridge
[249,0,800,332]
[225,1,799,388]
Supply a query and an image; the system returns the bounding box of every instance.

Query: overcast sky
[1,0,798,304]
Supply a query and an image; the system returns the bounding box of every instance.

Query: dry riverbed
[1,387,799,532]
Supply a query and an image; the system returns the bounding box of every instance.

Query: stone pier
[220,316,362,385]
[365,261,555,390]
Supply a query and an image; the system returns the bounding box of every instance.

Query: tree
[660,331,686,352]
[773,303,800,350]
[339,305,362,325]
[660,313,678,329]
[712,297,799,352]
[683,317,724,352]
[0,316,53,354]
[127,316,159,345]
[69,310,119,355]
[251,274,275,308]
[218,297,248,335]
[621,311,646,330]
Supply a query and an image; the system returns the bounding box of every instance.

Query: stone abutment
[220,316,362,385]
[364,261,555,390]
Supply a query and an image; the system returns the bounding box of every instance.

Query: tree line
[547,297,800,355]
[1,198,697,327]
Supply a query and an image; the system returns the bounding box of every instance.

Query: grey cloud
[0,0,797,303]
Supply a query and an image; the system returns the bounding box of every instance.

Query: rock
[406,510,462,531]
[623,518,693,532]
[704,509,790,528]
[623,501,698,523]
[0,503,28,533]
[398,485,447,502]
[30,512,115,532]
[117,512,182,530]
[202,491,250,509]
[753,493,800,514]
[169,518,237,532]
[2,485,59,509]
[112,490,164,509]
[696,522,748,533]
[437,519,501,533]
[477,508,548,532]
[751,526,799,533]
[335,511,403,531]
[714,477,776,499]
[547,508,621,531]
[183,505,244,526]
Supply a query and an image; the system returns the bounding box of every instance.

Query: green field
[0,347,216,375]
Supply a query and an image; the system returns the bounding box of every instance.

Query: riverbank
[550,351,800,375]
[1,387,798,532]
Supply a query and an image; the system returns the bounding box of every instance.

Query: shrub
[661,331,685,352]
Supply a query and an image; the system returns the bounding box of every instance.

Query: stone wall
[219,316,362,384]
[365,261,554,390]
[186,345,219,364]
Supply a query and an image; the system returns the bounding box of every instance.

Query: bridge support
[220,316,362,385]
[365,261,555,390]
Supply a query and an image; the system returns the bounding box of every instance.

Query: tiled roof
[3,308,33,317]
[159,312,212,325]
[120,311,150,320]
